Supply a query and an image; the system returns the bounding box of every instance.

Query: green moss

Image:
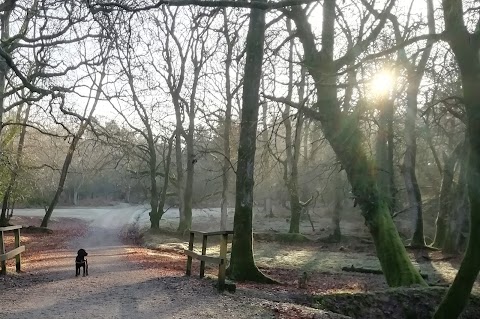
[313,287,480,319]
[368,202,426,287]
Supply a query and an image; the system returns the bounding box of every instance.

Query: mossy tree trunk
[443,159,469,254]
[331,171,344,242]
[228,0,273,283]
[287,0,425,287]
[432,142,463,248]
[375,99,396,212]
[435,1,480,317]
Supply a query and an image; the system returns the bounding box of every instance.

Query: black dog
[75,249,88,277]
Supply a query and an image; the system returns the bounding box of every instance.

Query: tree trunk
[375,99,395,211]
[220,9,235,231]
[178,59,200,233]
[149,190,160,230]
[432,142,463,248]
[0,3,13,226]
[284,21,304,234]
[398,0,435,247]
[331,172,343,242]
[435,104,480,317]
[41,135,81,227]
[156,135,174,226]
[174,111,186,230]
[404,79,424,247]
[443,159,469,254]
[125,184,131,203]
[264,198,273,217]
[73,189,79,206]
[41,65,106,227]
[302,119,309,167]
[0,103,30,226]
[289,0,425,287]
[227,0,273,283]
[148,135,160,229]
[288,193,302,234]
[178,125,194,232]
[0,184,12,226]
[434,1,480,314]
[329,124,425,286]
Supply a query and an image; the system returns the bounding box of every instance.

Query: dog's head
[77,249,88,257]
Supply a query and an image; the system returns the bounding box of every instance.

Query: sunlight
[369,69,395,99]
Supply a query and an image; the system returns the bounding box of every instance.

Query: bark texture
[443,159,469,254]
[432,142,463,248]
[434,1,480,316]
[288,0,425,287]
[228,0,273,283]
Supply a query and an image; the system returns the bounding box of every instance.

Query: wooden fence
[184,230,234,292]
[0,225,25,275]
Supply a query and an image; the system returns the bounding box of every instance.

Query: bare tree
[283,0,426,286]
[219,8,240,230]
[366,0,436,248]
[434,1,480,316]
[153,7,215,232]
[0,97,31,226]
[227,0,274,283]
[41,44,110,227]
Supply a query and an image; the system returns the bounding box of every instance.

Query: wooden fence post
[0,230,5,275]
[186,231,194,276]
[218,233,228,292]
[14,228,21,272]
[199,234,208,278]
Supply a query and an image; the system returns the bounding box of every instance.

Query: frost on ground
[0,215,344,319]
[2,207,472,319]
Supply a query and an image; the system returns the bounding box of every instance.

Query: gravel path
[0,208,274,319]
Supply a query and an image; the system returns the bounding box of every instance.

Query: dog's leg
[85,260,88,276]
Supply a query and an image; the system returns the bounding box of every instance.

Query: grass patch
[254,232,313,243]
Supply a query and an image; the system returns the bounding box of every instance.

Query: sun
[370,70,395,99]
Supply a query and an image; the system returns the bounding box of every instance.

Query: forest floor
[1,205,480,318]
[134,207,480,318]
[134,230,480,318]
[0,214,344,319]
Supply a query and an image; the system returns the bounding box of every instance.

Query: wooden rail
[184,230,234,292]
[0,225,25,275]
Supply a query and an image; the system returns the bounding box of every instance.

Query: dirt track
[0,206,274,319]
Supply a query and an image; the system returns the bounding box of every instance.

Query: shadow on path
[1,209,273,319]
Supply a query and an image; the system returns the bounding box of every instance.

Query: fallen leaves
[1,216,88,272]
